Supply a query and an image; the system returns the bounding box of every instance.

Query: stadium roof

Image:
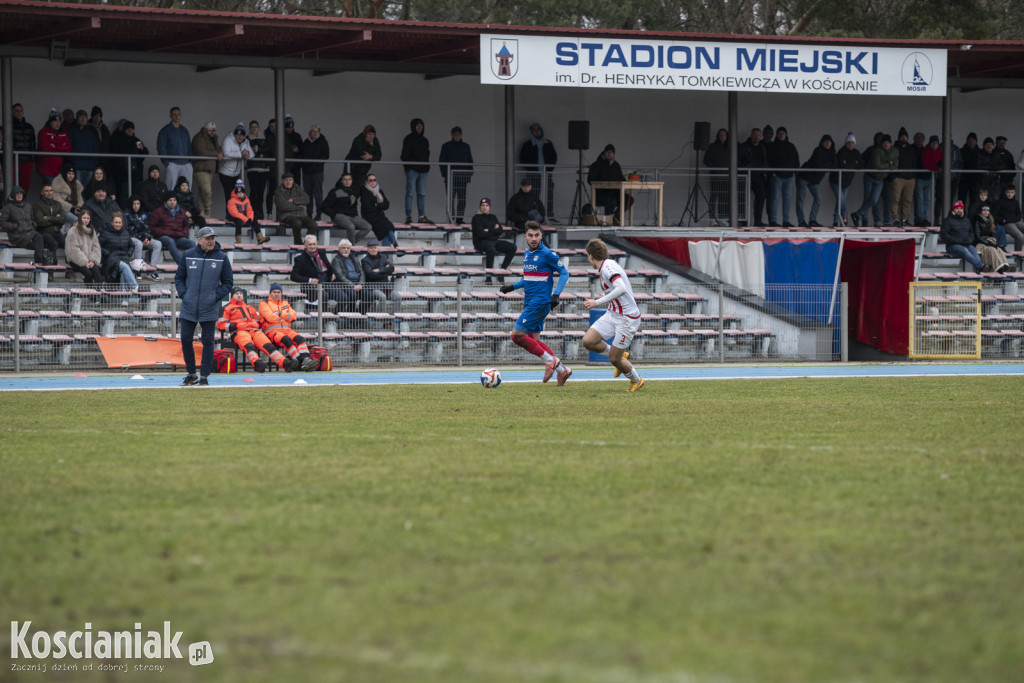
[0,0,1023,86]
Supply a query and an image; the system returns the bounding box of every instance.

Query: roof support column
[728,91,738,227]
[504,84,515,211]
[942,87,952,218]
[274,67,286,182]
[2,57,13,202]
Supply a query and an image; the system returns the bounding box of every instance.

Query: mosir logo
[492,39,518,80]
[901,52,932,92]
[10,621,213,673]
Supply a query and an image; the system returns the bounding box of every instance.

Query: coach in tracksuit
[175,225,233,386]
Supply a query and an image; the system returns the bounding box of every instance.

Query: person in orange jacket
[217,287,296,372]
[227,179,269,245]
[258,282,319,371]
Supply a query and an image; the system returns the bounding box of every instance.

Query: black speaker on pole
[693,121,711,151]
[568,120,590,151]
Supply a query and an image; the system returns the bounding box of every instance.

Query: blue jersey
[512,242,568,306]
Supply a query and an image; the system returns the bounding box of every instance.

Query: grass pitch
[2,376,1023,682]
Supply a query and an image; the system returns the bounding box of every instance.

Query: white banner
[481,35,946,96]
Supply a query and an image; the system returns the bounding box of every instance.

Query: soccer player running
[581,238,645,391]
[499,221,572,385]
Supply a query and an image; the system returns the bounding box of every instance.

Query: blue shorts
[514,303,551,334]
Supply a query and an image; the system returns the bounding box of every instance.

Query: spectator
[218,122,252,208]
[258,282,318,371]
[995,135,1015,188]
[11,103,36,194]
[36,109,70,185]
[703,128,729,226]
[82,186,119,229]
[2,187,58,265]
[360,239,399,312]
[401,118,433,225]
[59,108,75,132]
[246,120,270,220]
[345,124,380,187]
[958,132,979,204]
[176,226,233,386]
[967,186,990,225]
[139,165,168,214]
[889,127,917,226]
[99,212,139,289]
[738,127,768,227]
[853,134,896,227]
[767,126,799,227]
[795,134,835,228]
[283,115,303,178]
[301,125,329,220]
[216,287,294,373]
[471,197,516,283]
[507,177,545,232]
[52,164,84,227]
[359,173,399,248]
[83,165,117,204]
[830,133,862,227]
[438,126,474,225]
[174,176,206,229]
[917,135,942,227]
[972,205,1010,273]
[89,106,111,154]
[227,179,268,245]
[992,185,1024,252]
[328,238,369,313]
[109,120,149,207]
[125,194,163,280]
[275,172,316,245]
[976,136,1003,198]
[68,109,100,184]
[157,106,192,192]
[149,191,194,266]
[519,122,558,222]
[858,132,883,225]
[940,200,983,273]
[191,121,221,218]
[588,144,631,223]
[320,172,372,244]
[65,209,102,283]
[291,233,338,303]
[31,183,67,251]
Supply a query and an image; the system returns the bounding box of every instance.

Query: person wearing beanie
[471,197,516,283]
[589,142,632,224]
[109,119,149,207]
[52,163,85,226]
[139,165,169,213]
[124,193,163,280]
[976,136,1003,197]
[191,122,220,218]
[344,123,381,188]
[148,189,194,265]
[891,126,917,226]
[401,118,433,225]
[940,200,984,274]
[174,176,206,230]
[702,129,730,226]
[438,125,474,224]
[275,172,317,245]
[258,283,319,372]
[301,124,330,221]
[219,122,254,209]
[767,126,799,227]
[1,185,59,265]
[175,218,233,386]
[89,105,111,155]
[217,287,295,373]
[68,108,100,184]
[796,133,836,228]
[507,176,546,232]
[853,134,897,227]
[227,179,268,245]
[36,109,71,184]
[831,132,862,227]
[157,106,192,192]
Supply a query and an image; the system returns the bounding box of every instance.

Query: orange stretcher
[95,336,205,369]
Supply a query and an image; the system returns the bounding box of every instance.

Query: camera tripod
[678,146,710,227]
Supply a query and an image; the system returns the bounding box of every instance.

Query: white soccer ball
[480,368,502,388]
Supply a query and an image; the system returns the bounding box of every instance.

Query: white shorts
[590,311,642,349]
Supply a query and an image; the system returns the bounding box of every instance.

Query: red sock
[512,333,545,358]
[533,337,555,357]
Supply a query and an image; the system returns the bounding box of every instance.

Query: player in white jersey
[581,238,645,391]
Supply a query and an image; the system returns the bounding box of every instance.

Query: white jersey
[598,259,640,318]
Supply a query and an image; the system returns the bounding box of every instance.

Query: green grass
[2,377,1023,682]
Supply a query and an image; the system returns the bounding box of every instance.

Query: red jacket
[148,204,191,239]
[227,189,254,222]
[36,127,71,177]
[921,146,942,173]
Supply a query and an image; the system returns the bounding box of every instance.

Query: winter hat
[281,172,295,180]
[982,205,991,211]
[203,122,217,131]
[997,135,1007,143]
[519,178,532,187]
[235,179,246,189]
[285,114,295,126]
[881,134,892,143]
[983,137,995,146]
[230,287,245,297]
[122,120,135,130]
[162,190,176,203]
[952,200,965,211]
[898,126,909,138]
[967,132,977,141]
[603,143,616,154]
[148,164,160,174]
[269,282,283,292]
[91,106,102,117]
[233,123,246,135]
[9,186,24,199]
[845,132,856,144]
[929,135,940,144]
[75,109,88,118]
[47,108,61,123]
[763,125,773,135]
[176,176,189,189]
[776,126,788,136]
[480,197,491,205]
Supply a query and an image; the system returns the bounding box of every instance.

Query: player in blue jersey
[499,221,573,385]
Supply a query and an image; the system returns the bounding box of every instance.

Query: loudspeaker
[693,121,711,151]
[568,120,590,151]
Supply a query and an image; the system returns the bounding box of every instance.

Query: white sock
[555,362,567,373]
[541,352,555,365]
[626,370,641,382]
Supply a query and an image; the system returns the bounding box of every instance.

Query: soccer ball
[480,368,502,388]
